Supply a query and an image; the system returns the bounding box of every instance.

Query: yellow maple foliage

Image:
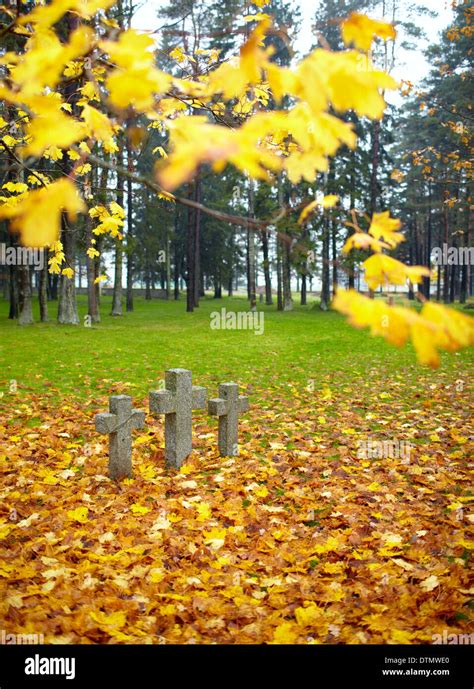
[333,289,474,369]
[0,179,85,247]
[341,13,397,52]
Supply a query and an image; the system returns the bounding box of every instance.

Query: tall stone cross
[95,395,145,480]
[208,383,249,456]
[149,369,207,469]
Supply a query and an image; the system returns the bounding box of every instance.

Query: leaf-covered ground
[1,343,472,644]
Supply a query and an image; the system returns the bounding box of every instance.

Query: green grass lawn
[0,294,472,407]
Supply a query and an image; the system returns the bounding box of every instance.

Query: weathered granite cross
[149,369,207,468]
[208,383,249,456]
[95,395,145,480]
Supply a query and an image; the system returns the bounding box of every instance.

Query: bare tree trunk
[262,229,273,305]
[39,250,49,322]
[282,240,293,311]
[331,218,338,298]
[370,120,380,218]
[86,215,100,324]
[443,207,450,304]
[8,262,19,319]
[18,266,34,325]
[422,182,432,300]
[58,217,79,325]
[173,229,180,301]
[248,179,257,311]
[126,141,134,312]
[460,200,471,304]
[320,215,330,311]
[186,183,195,313]
[276,235,283,311]
[301,269,307,306]
[193,172,201,307]
[111,155,124,316]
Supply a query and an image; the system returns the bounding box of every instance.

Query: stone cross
[95,395,145,480]
[149,369,207,469]
[208,383,249,456]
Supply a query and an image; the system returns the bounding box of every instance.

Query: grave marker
[95,395,145,480]
[149,369,207,468]
[208,383,249,456]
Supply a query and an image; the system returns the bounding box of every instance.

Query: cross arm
[149,390,175,414]
[131,409,146,430]
[238,396,249,414]
[208,398,227,417]
[95,413,117,435]
[192,386,207,409]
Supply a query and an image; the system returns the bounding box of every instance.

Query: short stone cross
[149,369,207,468]
[95,395,146,480]
[208,383,249,456]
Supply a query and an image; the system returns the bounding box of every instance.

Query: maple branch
[82,149,291,238]
[0,140,48,188]
[0,20,17,40]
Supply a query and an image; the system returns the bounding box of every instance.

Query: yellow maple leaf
[420,575,440,592]
[148,567,165,583]
[298,195,339,225]
[196,503,211,521]
[130,503,150,515]
[90,610,126,629]
[343,232,388,254]
[0,179,85,247]
[390,629,413,644]
[272,621,298,644]
[203,528,227,551]
[368,211,404,248]
[23,96,85,157]
[101,30,171,112]
[81,104,115,144]
[67,506,89,523]
[313,535,341,554]
[295,602,324,627]
[341,13,397,52]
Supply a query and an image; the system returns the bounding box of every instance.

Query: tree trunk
[443,207,450,304]
[422,182,432,300]
[8,263,19,319]
[126,141,134,312]
[301,269,307,306]
[460,203,470,304]
[58,218,79,325]
[39,251,49,322]
[282,240,293,311]
[331,218,338,298]
[186,183,195,313]
[248,179,257,311]
[18,266,34,325]
[320,215,330,311]
[370,119,381,218]
[228,226,234,297]
[193,173,201,308]
[276,237,283,311]
[262,229,273,305]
